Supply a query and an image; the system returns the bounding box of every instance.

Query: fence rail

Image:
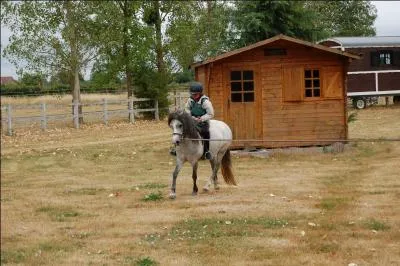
[1,98,159,135]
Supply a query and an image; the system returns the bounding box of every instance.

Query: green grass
[136,257,158,266]
[36,206,80,222]
[142,191,163,202]
[368,191,386,195]
[170,217,289,240]
[317,242,340,254]
[318,197,349,211]
[38,240,78,252]
[1,249,29,264]
[63,187,106,195]
[364,219,390,231]
[137,183,168,189]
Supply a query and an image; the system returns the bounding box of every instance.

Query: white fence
[1,98,159,136]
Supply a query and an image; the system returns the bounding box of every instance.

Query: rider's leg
[202,123,211,160]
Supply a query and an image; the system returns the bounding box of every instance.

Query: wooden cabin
[191,34,360,148]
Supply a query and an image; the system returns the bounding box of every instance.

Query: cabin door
[224,64,262,144]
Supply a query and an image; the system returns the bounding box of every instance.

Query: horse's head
[168,111,198,146]
[169,118,183,145]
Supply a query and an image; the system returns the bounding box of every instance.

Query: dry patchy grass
[1,107,400,265]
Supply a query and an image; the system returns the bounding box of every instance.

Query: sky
[1,1,400,80]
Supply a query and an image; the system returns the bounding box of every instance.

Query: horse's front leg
[191,162,199,196]
[170,162,183,199]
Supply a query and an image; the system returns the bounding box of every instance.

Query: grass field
[1,106,400,265]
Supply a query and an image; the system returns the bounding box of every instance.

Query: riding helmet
[189,82,203,94]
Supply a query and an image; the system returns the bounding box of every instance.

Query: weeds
[36,206,79,222]
[143,191,163,202]
[137,183,167,189]
[347,112,358,123]
[136,257,158,266]
[364,219,390,231]
[1,249,28,264]
[63,187,106,195]
[318,197,348,211]
[170,217,289,240]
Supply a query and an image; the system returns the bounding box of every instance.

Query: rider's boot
[203,137,211,160]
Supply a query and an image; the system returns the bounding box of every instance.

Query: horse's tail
[221,150,237,186]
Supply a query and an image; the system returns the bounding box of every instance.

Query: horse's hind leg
[203,159,220,191]
[212,160,221,190]
[212,151,227,190]
[203,160,215,192]
[191,162,199,196]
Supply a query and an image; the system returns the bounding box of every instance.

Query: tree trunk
[73,66,83,123]
[124,34,133,99]
[122,0,134,99]
[154,0,164,74]
[121,0,135,121]
[66,1,83,123]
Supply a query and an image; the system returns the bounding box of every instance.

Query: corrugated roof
[191,34,360,69]
[319,36,400,48]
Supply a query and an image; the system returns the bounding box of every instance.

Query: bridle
[172,132,183,137]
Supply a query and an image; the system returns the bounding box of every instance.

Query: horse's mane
[168,111,199,139]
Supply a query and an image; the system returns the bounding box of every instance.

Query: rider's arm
[199,99,214,122]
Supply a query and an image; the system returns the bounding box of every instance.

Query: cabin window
[371,51,393,66]
[304,69,320,98]
[264,48,287,56]
[230,70,254,102]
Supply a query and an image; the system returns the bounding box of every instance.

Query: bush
[134,66,170,119]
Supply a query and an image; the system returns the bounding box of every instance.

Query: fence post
[154,99,159,121]
[128,98,134,123]
[103,98,108,125]
[7,104,13,136]
[73,100,79,129]
[173,89,177,109]
[178,92,182,110]
[40,102,47,130]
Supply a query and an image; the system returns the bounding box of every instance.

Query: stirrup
[204,151,212,160]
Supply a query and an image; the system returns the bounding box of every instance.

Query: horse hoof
[203,187,209,192]
[215,186,220,190]
[169,193,176,199]
[192,192,197,196]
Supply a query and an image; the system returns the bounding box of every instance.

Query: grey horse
[168,110,237,199]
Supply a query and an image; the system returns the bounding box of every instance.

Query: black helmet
[189,82,203,94]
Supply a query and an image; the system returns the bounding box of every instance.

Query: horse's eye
[178,124,183,128]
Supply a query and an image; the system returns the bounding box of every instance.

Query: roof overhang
[318,36,400,48]
[191,34,360,69]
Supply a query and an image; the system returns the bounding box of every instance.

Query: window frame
[229,70,255,103]
[304,68,321,99]
[371,50,394,66]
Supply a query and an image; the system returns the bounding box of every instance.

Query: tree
[139,0,178,116]
[19,73,44,88]
[167,1,233,69]
[305,1,377,38]
[1,1,98,121]
[230,1,324,47]
[89,60,123,92]
[91,1,151,98]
